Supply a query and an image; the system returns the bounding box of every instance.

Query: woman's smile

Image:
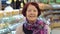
[29,15,35,17]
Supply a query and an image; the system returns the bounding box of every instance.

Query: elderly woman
[16,2,50,34]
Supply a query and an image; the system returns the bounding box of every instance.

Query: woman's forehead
[27,4,37,10]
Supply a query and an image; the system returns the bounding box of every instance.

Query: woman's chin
[29,19,36,21]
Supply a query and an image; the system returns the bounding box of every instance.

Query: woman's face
[26,4,38,21]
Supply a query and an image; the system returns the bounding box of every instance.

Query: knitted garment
[23,19,47,34]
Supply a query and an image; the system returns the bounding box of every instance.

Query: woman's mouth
[29,16,35,17]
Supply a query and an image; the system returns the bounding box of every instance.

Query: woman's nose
[30,10,34,13]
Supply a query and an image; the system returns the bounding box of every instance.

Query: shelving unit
[0,9,24,34]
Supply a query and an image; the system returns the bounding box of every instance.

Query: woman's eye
[34,10,37,12]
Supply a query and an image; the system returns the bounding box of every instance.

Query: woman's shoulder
[16,23,25,34]
[38,19,45,24]
[38,18,50,25]
[38,19,49,25]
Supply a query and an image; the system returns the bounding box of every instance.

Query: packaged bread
[4,11,12,17]
[0,11,4,18]
[12,10,19,16]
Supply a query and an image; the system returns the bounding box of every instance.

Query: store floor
[51,28,60,34]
